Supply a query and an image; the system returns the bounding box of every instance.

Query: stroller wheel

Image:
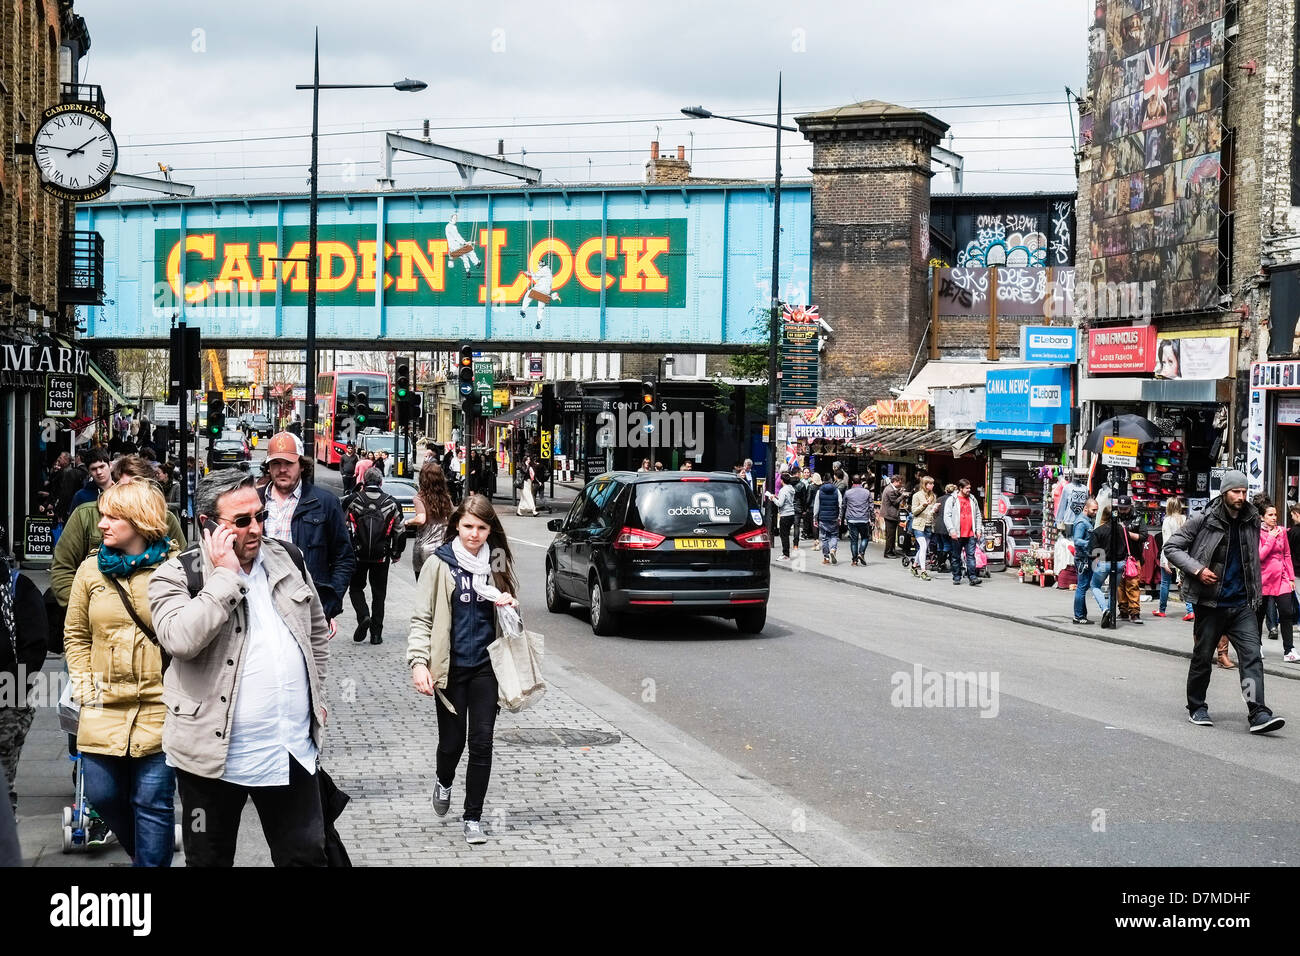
[900,556,911,568]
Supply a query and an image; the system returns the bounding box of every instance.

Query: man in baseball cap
[259,431,355,627]
[1165,470,1284,733]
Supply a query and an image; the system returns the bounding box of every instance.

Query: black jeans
[1259,595,1297,653]
[435,661,500,822]
[349,561,390,638]
[175,758,327,867]
[1188,603,1268,718]
[792,510,805,548]
[778,515,794,557]
[884,518,900,556]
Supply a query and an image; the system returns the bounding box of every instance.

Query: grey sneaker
[463,819,488,844]
[433,782,452,817]
[1187,707,1213,726]
[1249,711,1286,735]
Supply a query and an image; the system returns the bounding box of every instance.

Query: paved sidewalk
[12,564,816,867]
[770,538,1300,682]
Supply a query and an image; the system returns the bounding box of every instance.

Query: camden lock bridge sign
[78,183,812,350]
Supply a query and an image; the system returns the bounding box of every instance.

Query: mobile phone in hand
[201,517,220,537]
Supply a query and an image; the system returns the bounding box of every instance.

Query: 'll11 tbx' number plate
[673,538,724,550]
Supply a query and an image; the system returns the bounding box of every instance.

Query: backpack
[346,493,397,563]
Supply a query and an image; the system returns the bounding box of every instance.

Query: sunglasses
[219,509,269,529]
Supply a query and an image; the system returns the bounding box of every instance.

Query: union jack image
[782,304,819,324]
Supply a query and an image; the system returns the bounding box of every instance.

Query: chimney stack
[645,142,691,184]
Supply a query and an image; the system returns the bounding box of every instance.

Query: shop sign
[1087,325,1157,373]
[1020,326,1078,363]
[0,340,90,375]
[561,397,584,414]
[1248,385,1267,498]
[934,387,984,430]
[45,374,77,417]
[1250,360,1300,390]
[1279,396,1300,426]
[874,399,929,430]
[793,424,876,440]
[984,366,1071,425]
[473,360,493,396]
[1101,435,1139,466]
[974,422,1056,444]
[1154,329,1236,381]
[493,387,510,409]
[24,516,56,561]
[540,429,552,460]
[528,355,543,379]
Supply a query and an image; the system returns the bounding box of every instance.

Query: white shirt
[527,264,553,295]
[265,480,301,542]
[221,550,318,786]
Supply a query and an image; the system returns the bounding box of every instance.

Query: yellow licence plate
[674,538,725,550]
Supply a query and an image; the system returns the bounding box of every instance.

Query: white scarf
[451,536,522,635]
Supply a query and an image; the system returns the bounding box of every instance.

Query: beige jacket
[147,538,330,779]
[406,553,500,707]
[64,552,176,758]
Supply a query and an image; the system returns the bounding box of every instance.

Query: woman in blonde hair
[64,479,179,866]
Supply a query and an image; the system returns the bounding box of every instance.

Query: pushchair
[896,509,918,564]
[898,511,952,574]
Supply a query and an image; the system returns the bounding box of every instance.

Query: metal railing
[59,230,104,306]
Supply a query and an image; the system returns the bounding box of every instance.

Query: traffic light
[639,376,657,414]
[206,390,225,437]
[458,344,474,396]
[395,358,411,403]
[353,388,372,427]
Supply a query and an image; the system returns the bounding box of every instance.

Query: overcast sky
[76,0,1091,198]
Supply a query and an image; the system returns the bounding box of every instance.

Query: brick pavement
[12,548,816,866]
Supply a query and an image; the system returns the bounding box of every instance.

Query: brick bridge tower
[795,100,948,406]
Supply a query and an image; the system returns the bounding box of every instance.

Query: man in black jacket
[0,535,48,813]
[260,432,356,629]
[344,470,406,645]
[1164,470,1283,734]
[340,442,359,495]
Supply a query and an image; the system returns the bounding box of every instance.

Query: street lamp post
[683,75,797,494]
[296,30,425,459]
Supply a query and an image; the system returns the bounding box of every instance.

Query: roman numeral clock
[31,102,118,202]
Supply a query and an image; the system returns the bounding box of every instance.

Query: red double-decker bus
[315,370,391,466]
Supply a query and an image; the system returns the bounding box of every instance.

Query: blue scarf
[97,538,172,578]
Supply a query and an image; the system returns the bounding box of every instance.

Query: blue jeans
[1074,562,1093,619]
[847,522,870,561]
[1090,561,1114,614]
[1159,568,1193,615]
[80,751,175,866]
[820,527,839,557]
[951,537,977,581]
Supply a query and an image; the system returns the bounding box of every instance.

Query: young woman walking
[64,480,178,865]
[408,494,520,844]
[1154,498,1193,620]
[408,461,455,580]
[1256,498,1299,663]
[909,476,939,580]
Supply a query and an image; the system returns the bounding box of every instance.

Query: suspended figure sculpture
[445,211,480,274]
[519,257,559,330]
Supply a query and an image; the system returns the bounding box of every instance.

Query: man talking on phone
[1164,469,1284,734]
[149,469,333,865]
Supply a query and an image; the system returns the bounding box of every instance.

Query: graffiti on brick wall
[955,213,1048,267]
[1050,201,1074,266]
[936,266,1075,317]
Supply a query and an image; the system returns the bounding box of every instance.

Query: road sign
[45,375,77,417]
[1101,435,1139,466]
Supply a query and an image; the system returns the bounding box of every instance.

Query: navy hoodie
[434,542,497,668]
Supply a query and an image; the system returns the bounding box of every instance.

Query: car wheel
[735,606,767,634]
[545,561,570,613]
[589,577,619,636]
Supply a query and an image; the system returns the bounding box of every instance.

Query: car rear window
[214,440,243,451]
[630,480,753,537]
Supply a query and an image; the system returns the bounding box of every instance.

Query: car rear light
[614,527,665,550]
[729,598,765,604]
[734,527,771,549]
[680,477,711,482]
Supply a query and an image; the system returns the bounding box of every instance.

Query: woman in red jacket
[1256,497,1298,663]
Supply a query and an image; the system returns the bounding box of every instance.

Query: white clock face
[34,110,117,194]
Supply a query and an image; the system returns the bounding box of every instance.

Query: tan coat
[147,538,330,780]
[406,554,500,707]
[64,552,175,758]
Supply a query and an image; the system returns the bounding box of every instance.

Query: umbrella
[1082,414,1162,453]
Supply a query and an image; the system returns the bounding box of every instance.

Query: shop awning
[489,398,540,426]
[899,361,1034,400]
[87,359,129,407]
[847,427,979,457]
[1078,376,1227,403]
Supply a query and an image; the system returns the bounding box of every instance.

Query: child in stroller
[898,508,952,574]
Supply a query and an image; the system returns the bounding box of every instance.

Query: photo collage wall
[1086,0,1227,314]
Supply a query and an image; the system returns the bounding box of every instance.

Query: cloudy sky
[77,0,1092,198]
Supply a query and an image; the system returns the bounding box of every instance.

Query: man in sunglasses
[148,468,332,866]
[258,432,355,634]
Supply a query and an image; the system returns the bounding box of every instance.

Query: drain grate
[498,728,622,748]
